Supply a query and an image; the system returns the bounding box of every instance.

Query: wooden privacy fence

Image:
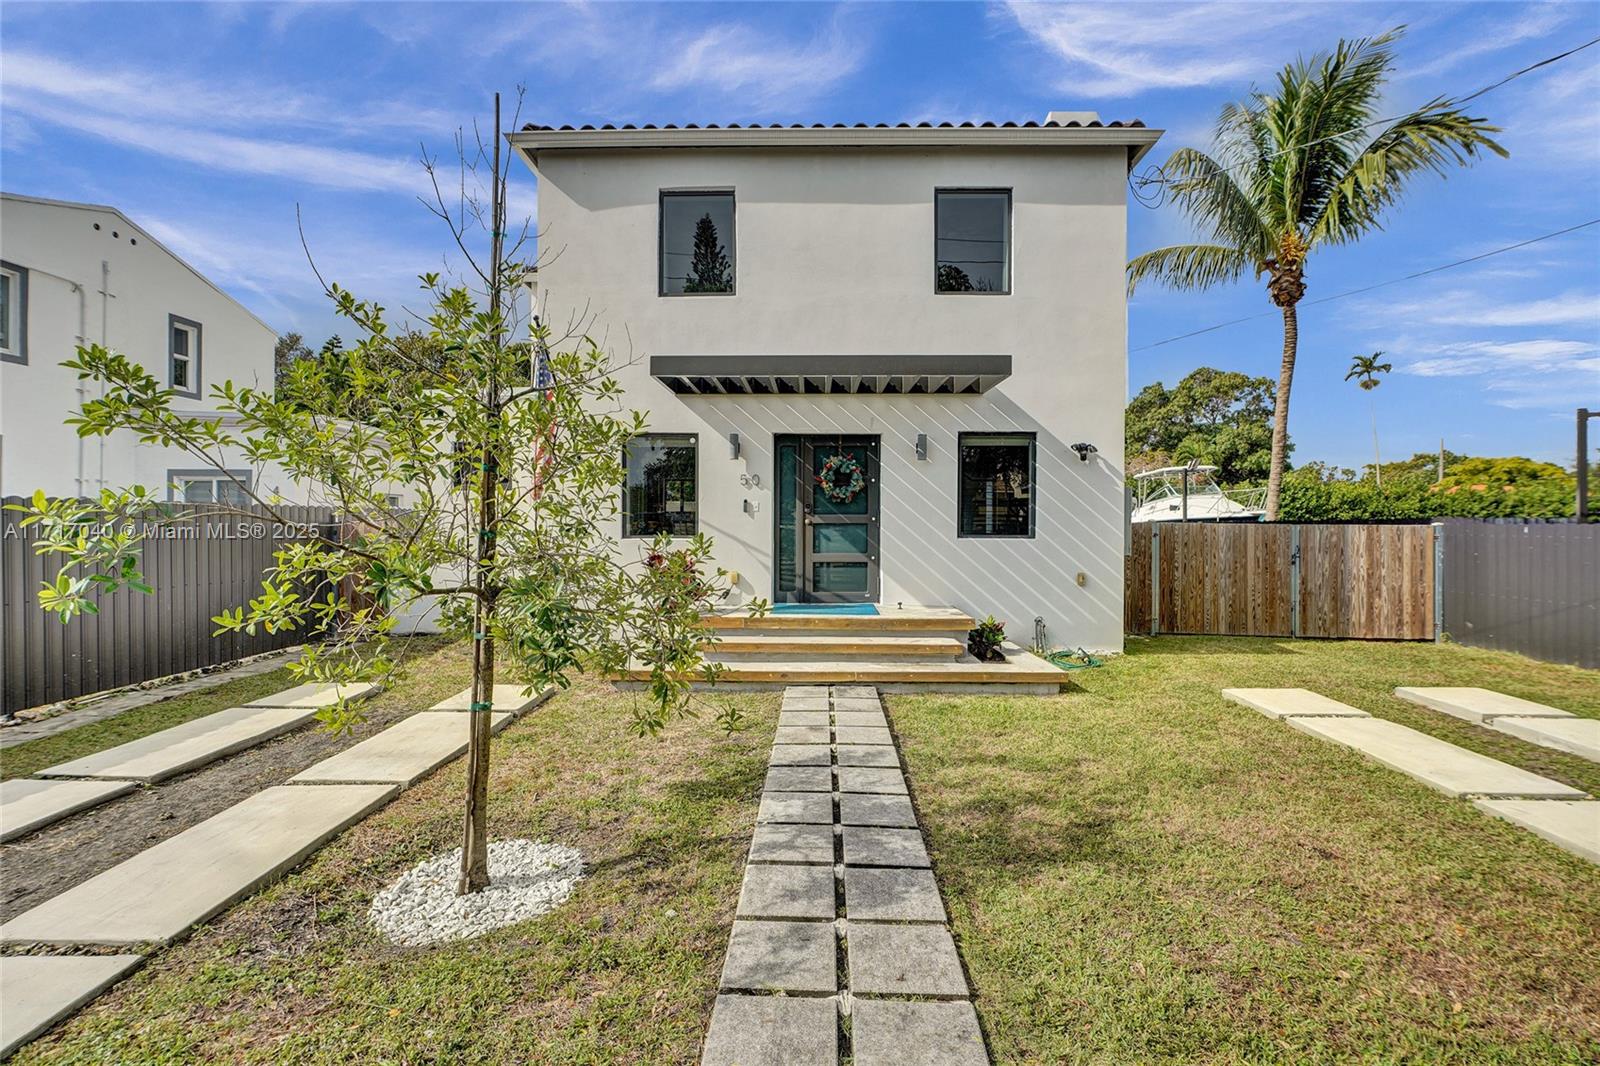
[1126,522,1436,640]
[2,500,337,715]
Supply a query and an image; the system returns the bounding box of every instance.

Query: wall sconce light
[1071,442,1098,462]
[915,433,928,460]
[729,432,741,460]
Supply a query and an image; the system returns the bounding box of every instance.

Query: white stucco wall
[529,145,1130,652]
[0,194,306,502]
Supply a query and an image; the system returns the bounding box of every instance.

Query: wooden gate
[1126,522,1435,640]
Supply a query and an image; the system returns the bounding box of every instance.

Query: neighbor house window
[0,260,26,364]
[958,433,1034,537]
[169,315,202,396]
[660,191,734,295]
[170,471,251,506]
[935,189,1011,294]
[623,433,697,537]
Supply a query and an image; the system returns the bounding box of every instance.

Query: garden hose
[1045,647,1104,671]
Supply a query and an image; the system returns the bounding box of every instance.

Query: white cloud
[649,17,865,110]
[1405,3,1576,78]
[1402,338,1598,377]
[1378,289,1600,328]
[1000,2,1347,97]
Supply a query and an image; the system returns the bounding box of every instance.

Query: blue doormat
[770,603,880,616]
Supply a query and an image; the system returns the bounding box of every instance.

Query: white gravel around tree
[369,839,585,946]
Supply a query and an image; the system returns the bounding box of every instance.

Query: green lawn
[12,636,1599,1064]
[894,637,1600,1065]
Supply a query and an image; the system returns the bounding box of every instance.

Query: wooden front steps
[707,635,965,659]
[703,606,974,635]
[619,653,1066,689]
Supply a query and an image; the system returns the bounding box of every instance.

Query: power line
[1130,35,1600,202]
[1130,218,1600,352]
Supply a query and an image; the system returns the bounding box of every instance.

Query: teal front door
[774,435,880,603]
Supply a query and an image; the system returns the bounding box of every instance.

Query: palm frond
[1127,244,1251,295]
[1311,104,1508,244]
[1161,148,1274,261]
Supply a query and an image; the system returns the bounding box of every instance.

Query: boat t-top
[1130,464,1266,523]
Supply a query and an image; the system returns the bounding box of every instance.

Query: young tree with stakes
[1127,29,1505,518]
[1345,350,1392,487]
[13,93,752,895]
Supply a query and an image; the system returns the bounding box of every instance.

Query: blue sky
[2,1,1596,470]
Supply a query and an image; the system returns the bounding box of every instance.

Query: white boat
[1130,465,1266,523]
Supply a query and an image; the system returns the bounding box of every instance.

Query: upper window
[958,433,1035,537]
[660,192,735,296]
[169,315,202,396]
[623,433,698,537]
[0,260,27,364]
[935,189,1011,294]
[170,471,251,506]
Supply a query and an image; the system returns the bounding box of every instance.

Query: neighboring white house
[0,193,305,504]
[511,114,1159,653]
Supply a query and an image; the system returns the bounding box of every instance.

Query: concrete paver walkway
[0,779,136,843]
[0,954,144,1057]
[0,784,396,946]
[242,681,377,708]
[1395,687,1598,764]
[37,705,320,783]
[1472,799,1600,863]
[289,711,511,786]
[701,685,988,1066]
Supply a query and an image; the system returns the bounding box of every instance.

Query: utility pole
[1579,408,1596,522]
[1437,438,1445,483]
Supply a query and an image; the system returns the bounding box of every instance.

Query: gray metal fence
[2,500,337,715]
[1439,518,1599,669]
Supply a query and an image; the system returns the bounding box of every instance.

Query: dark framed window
[660,191,735,296]
[958,433,1035,537]
[168,470,251,505]
[623,433,698,537]
[168,314,202,397]
[0,259,27,364]
[935,189,1011,294]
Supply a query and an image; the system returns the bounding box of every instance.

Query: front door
[774,435,880,603]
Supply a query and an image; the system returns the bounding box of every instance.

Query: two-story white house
[0,193,303,504]
[512,114,1158,663]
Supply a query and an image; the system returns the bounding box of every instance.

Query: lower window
[958,433,1035,537]
[623,433,697,537]
[171,471,251,506]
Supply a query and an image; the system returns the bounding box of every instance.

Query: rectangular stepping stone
[834,697,883,712]
[758,791,834,825]
[782,697,831,712]
[0,954,144,1058]
[852,999,987,1066]
[1,779,137,843]
[765,766,833,793]
[843,826,931,868]
[1491,717,1600,763]
[836,726,893,746]
[834,710,890,728]
[836,745,899,768]
[848,923,968,996]
[774,725,831,745]
[836,766,907,795]
[835,685,878,699]
[1221,688,1370,719]
[37,706,320,783]
[702,995,838,1066]
[290,711,510,786]
[770,744,831,767]
[0,784,397,946]
[719,920,836,992]
[844,867,947,921]
[1395,687,1573,724]
[243,682,376,708]
[749,823,836,864]
[429,683,550,715]
[1472,799,1599,863]
[778,711,830,728]
[840,793,918,828]
[786,686,831,698]
[737,864,837,919]
[1286,716,1587,799]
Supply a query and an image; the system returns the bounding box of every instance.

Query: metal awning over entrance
[650,354,1011,396]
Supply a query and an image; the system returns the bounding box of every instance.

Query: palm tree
[1345,350,1393,486]
[1127,29,1505,518]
